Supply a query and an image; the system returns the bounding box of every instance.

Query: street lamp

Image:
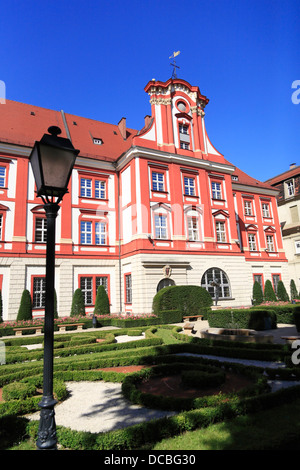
[29,126,79,450]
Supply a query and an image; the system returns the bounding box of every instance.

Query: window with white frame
[0,213,3,240]
[184,176,195,196]
[95,222,106,245]
[33,277,46,308]
[211,181,222,200]
[35,217,47,243]
[254,274,263,287]
[80,277,93,305]
[262,202,270,218]
[179,123,190,150]
[266,234,275,252]
[286,180,295,198]
[0,167,6,188]
[216,221,226,242]
[80,221,92,244]
[154,214,167,239]
[152,172,164,191]
[80,178,92,197]
[201,268,231,299]
[96,276,108,294]
[95,180,106,199]
[244,200,253,216]
[188,217,198,241]
[248,233,257,251]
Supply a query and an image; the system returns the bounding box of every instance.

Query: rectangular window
[80,221,92,244]
[80,178,92,198]
[244,201,252,216]
[155,214,167,239]
[286,180,295,197]
[180,141,190,150]
[95,180,106,199]
[272,274,280,293]
[262,203,270,218]
[95,222,106,245]
[188,217,198,241]
[33,277,46,308]
[96,276,108,293]
[216,221,226,242]
[152,172,164,191]
[254,274,263,287]
[184,177,195,196]
[80,277,93,305]
[290,205,299,223]
[248,234,257,251]
[125,274,132,304]
[35,218,47,243]
[211,181,222,200]
[179,124,188,135]
[266,235,275,252]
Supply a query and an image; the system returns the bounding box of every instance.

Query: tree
[263,280,277,302]
[290,279,299,300]
[17,289,32,321]
[252,281,263,305]
[277,280,289,302]
[94,285,110,315]
[70,288,85,316]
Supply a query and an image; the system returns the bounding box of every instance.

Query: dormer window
[93,138,103,145]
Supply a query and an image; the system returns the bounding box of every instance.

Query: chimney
[118,117,127,140]
[144,115,152,129]
[290,163,296,170]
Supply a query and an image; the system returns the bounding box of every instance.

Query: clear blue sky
[1,0,299,182]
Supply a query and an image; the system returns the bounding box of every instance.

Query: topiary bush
[152,285,212,316]
[252,281,263,305]
[276,281,289,302]
[290,279,299,301]
[16,290,32,321]
[70,289,85,316]
[264,280,277,302]
[207,308,277,331]
[2,382,36,401]
[94,285,110,315]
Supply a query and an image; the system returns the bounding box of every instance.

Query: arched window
[201,268,231,299]
[157,278,175,292]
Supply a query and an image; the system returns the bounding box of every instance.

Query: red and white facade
[0,78,288,320]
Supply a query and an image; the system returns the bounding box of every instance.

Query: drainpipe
[115,165,122,314]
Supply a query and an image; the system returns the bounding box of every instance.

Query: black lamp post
[29,126,79,450]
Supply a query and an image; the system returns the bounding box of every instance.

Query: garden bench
[183,322,195,335]
[13,326,43,336]
[57,323,84,332]
[183,315,203,322]
[281,336,300,345]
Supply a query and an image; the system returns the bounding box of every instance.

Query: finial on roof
[169,51,180,79]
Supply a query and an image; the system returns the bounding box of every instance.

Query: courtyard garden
[1,284,300,450]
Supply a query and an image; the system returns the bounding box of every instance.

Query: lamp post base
[36,396,58,450]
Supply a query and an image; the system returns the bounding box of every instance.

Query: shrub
[16,290,32,321]
[152,285,212,316]
[252,281,263,306]
[264,280,277,302]
[181,368,225,388]
[290,279,299,300]
[277,281,289,302]
[94,285,110,315]
[2,382,36,401]
[70,289,85,316]
[207,308,276,330]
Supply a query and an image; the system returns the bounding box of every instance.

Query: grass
[152,398,300,450]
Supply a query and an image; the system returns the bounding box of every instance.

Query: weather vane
[169,51,180,78]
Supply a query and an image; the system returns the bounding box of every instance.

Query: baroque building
[0,77,288,320]
[265,164,300,292]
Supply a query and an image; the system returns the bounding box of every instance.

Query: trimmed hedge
[207,308,277,331]
[152,285,212,316]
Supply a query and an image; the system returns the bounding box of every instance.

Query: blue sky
[1,0,299,182]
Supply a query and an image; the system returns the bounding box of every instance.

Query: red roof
[0,100,137,161]
[265,166,300,186]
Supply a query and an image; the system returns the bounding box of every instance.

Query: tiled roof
[265,166,300,186]
[0,100,137,161]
